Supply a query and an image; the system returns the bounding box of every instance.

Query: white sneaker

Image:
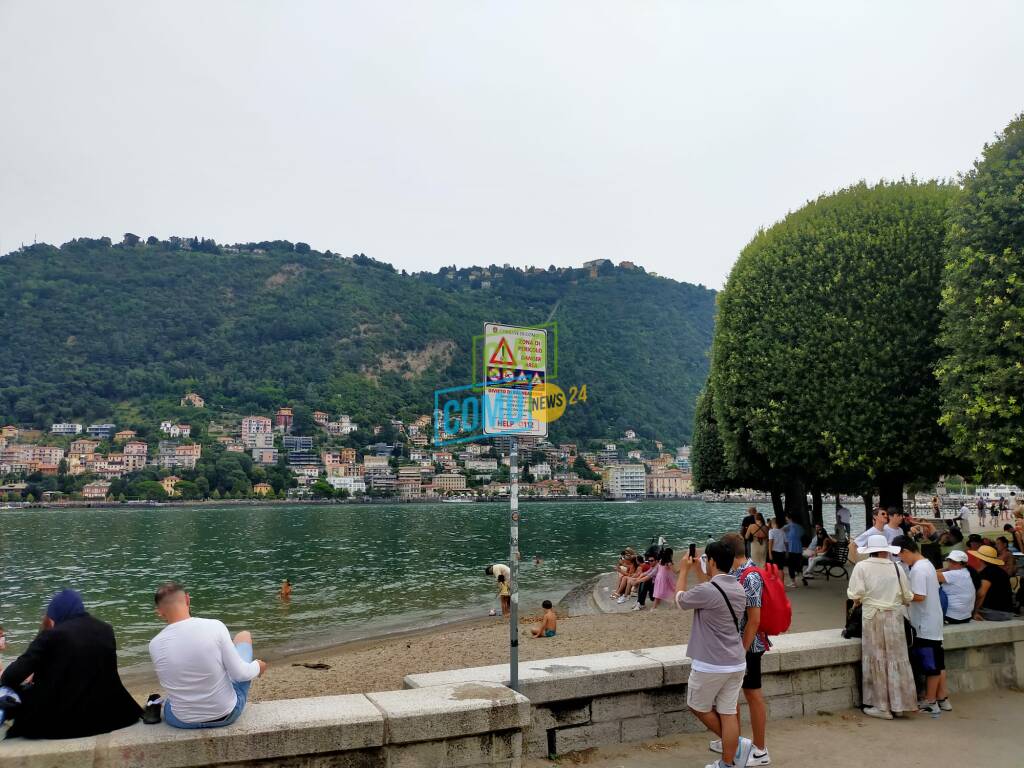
[937,698,952,711]
[863,706,893,720]
[630,603,643,611]
[734,737,754,768]
[616,595,627,604]
[709,737,765,766]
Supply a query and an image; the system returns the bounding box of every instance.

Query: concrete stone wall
[404,622,1024,760]
[2,622,1022,767]
[0,682,530,768]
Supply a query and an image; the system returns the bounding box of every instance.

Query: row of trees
[693,113,1024,527]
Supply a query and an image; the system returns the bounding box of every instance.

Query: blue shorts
[164,643,254,729]
[544,629,556,637]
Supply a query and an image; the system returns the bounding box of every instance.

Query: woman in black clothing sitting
[0,589,141,739]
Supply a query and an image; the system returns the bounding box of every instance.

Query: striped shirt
[729,558,770,655]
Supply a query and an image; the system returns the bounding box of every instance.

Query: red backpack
[739,562,792,636]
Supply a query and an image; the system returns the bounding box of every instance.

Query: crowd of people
[609,502,1022,767]
[1,499,1020,760]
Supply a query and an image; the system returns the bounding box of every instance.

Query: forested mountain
[0,237,715,444]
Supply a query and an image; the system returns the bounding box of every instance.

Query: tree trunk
[878,474,904,514]
[862,492,874,529]
[811,488,823,528]
[770,488,784,523]
[783,477,810,529]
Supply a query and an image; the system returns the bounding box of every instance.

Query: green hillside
[0,237,715,444]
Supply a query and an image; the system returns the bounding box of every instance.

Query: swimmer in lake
[279,579,292,600]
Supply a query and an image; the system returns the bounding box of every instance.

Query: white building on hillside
[602,464,646,500]
[329,476,366,495]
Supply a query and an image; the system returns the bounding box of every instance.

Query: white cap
[945,550,969,563]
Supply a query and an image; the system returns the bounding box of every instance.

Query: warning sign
[483,323,547,436]
[488,337,516,367]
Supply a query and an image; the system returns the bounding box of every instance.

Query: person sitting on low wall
[971,546,1016,621]
[149,582,267,729]
[0,588,141,739]
[938,550,975,625]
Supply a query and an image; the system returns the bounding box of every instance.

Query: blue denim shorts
[164,642,254,729]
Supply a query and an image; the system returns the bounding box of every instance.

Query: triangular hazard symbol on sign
[489,337,516,367]
[531,372,543,385]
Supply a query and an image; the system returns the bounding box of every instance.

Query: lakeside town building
[602,464,646,500]
[241,416,273,448]
[647,467,693,497]
[160,475,181,496]
[274,407,294,433]
[82,480,110,499]
[87,423,117,440]
[3,401,704,503]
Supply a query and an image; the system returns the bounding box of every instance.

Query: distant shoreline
[0,494,772,512]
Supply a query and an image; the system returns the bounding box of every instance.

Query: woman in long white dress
[847,534,917,720]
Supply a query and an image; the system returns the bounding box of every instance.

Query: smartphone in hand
[688,543,696,560]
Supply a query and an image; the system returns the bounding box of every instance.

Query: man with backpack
[717,533,785,767]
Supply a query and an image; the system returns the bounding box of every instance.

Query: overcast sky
[1,2,1020,288]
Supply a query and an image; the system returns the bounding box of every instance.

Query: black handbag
[842,601,862,638]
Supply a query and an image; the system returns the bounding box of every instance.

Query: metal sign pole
[509,434,519,692]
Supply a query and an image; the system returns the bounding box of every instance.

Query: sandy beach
[123,570,851,703]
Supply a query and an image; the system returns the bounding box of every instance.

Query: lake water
[0,500,851,669]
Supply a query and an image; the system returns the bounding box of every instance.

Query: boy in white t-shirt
[895,537,951,715]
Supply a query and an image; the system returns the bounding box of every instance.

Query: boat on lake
[975,484,1022,501]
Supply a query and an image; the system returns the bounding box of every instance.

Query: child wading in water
[530,600,557,638]
[498,574,511,618]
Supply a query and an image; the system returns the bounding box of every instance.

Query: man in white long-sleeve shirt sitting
[149,582,267,729]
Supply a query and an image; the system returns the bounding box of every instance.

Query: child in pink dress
[652,548,678,608]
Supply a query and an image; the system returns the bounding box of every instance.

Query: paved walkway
[526,688,1022,767]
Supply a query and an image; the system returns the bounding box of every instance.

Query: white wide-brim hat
[860,534,900,555]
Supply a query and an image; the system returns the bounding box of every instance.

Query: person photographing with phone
[675,542,753,768]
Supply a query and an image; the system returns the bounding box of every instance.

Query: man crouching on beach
[676,542,753,768]
[149,582,267,729]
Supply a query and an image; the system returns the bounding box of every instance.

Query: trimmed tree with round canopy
[937,113,1024,485]
[710,180,956,525]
